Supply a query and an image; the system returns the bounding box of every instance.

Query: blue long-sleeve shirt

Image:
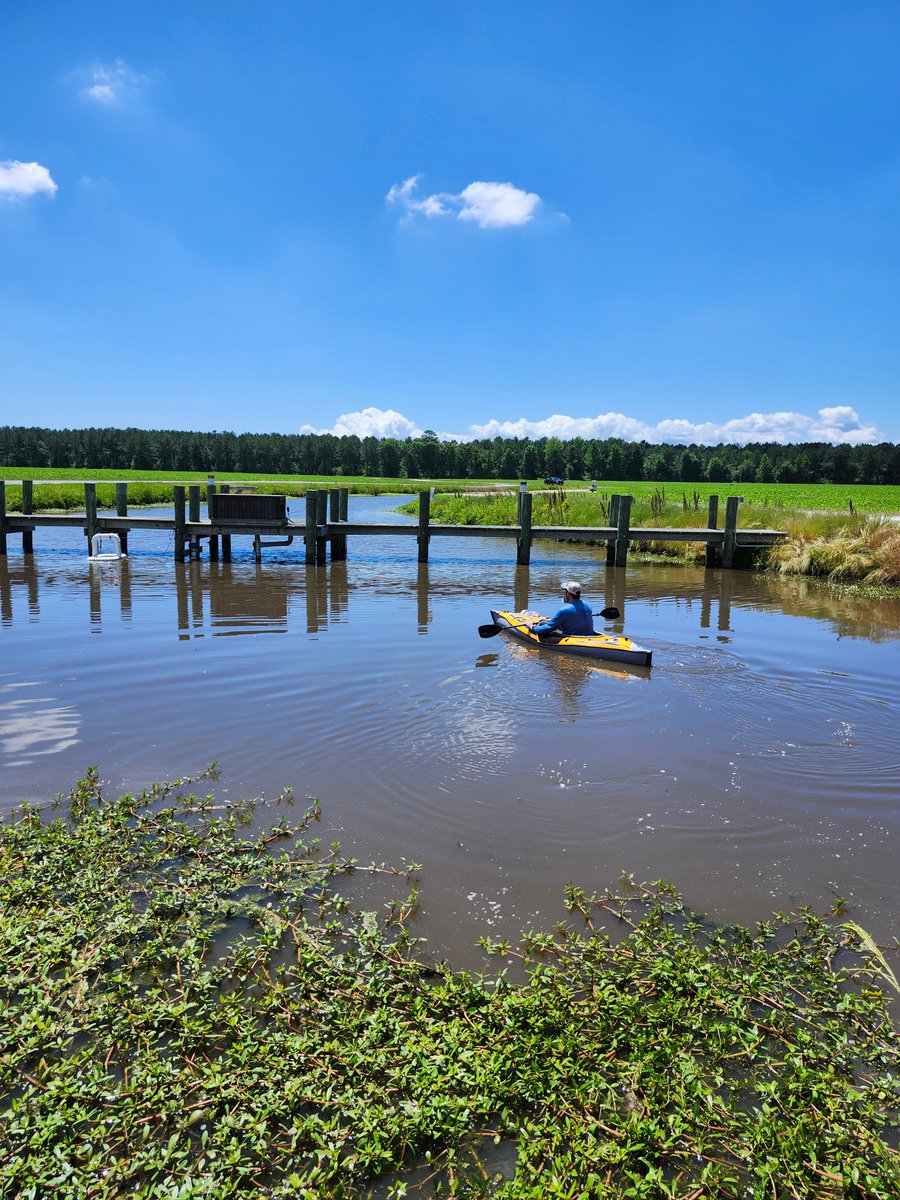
[531,599,594,636]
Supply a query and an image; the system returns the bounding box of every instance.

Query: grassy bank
[1,773,898,1198]
[401,490,900,587]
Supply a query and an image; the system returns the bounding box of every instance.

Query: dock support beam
[516,491,533,565]
[417,489,431,564]
[84,483,97,552]
[115,483,129,556]
[705,494,719,567]
[722,496,740,570]
[0,481,6,557]
[614,494,632,568]
[606,494,620,566]
[22,481,34,554]
[173,486,186,562]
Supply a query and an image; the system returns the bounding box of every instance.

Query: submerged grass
[1,771,898,1198]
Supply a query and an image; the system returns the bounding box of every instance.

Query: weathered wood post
[206,481,219,562]
[417,488,431,564]
[339,487,349,522]
[22,481,34,554]
[304,490,317,564]
[173,485,186,562]
[516,490,533,566]
[614,494,632,568]
[84,483,97,553]
[188,485,201,560]
[722,496,740,570]
[315,489,328,564]
[330,488,347,561]
[0,481,6,557]
[115,482,129,556]
[219,484,232,562]
[606,494,620,566]
[705,494,719,567]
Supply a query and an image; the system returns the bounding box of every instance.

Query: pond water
[1,493,897,961]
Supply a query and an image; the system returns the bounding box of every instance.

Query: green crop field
[1,468,898,514]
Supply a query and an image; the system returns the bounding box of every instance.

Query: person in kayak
[530,581,594,637]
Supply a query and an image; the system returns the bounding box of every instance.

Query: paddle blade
[599,606,620,620]
[478,624,502,638]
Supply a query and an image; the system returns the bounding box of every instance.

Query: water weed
[0,773,898,1197]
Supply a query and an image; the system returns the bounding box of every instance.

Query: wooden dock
[0,482,785,569]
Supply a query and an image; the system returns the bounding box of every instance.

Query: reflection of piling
[329,560,349,620]
[0,563,11,624]
[513,565,530,613]
[89,567,101,626]
[176,566,189,638]
[718,570,733,632]
[417,563,430,632]
[119,559,132,620]
[305,563,328,633]
[604,566,627,621]
[189,563,204,629]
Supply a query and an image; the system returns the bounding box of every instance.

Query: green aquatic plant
[0,772,898,1197]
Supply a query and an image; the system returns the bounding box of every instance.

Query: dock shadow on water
[1,493,898,965]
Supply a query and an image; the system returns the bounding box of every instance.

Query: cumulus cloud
[0,161,57,202]
[78,58,149,105]
[386,175,543,228]
[300,406,880,446]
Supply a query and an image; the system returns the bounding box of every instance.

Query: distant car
[543,475,565,486]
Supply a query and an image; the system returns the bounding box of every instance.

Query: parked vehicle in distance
[543,475,565,486]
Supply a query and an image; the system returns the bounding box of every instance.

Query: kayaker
[530,581,594,637]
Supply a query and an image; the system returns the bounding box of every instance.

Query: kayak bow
[489,609,653,667]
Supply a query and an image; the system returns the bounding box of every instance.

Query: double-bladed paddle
[478,606,620,638]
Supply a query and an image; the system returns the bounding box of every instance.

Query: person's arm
[531,609,564,635]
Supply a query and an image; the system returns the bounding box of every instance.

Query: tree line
[1,425,898,485]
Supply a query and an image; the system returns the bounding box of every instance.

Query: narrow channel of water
[1,494,897,960]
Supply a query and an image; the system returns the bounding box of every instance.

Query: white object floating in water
[88,533,124,561]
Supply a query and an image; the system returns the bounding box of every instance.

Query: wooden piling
[219,484,232,561]
[115,483,129,556]
[705,494,719,567]
[606,494,620,566]
[417,489,431,564]
[22,481,34,554]
[614,494,632,568]
[330,487,347,561]
[84,483,97,552]
[304,491,317,564]
[339,487,349,522]
[516,491,533,566]
[315,490,328,564]
[206,483,219,561]
[722,496,740,570]
[0,481,6,556]
[173,486,186,562]
[188,485,201,560]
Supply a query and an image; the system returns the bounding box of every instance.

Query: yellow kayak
[489,609,653,667]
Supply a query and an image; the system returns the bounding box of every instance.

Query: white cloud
[0,160,57,202]
[300,406,880,446]
[300,407,424,439]
[386,175,543,228]
[79,58,149,105]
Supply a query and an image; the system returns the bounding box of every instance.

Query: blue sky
[2,1,897,445]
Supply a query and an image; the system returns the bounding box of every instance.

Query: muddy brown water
[1,495,897,963]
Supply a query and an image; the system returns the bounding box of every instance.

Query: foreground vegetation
[1,772,898,1198]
